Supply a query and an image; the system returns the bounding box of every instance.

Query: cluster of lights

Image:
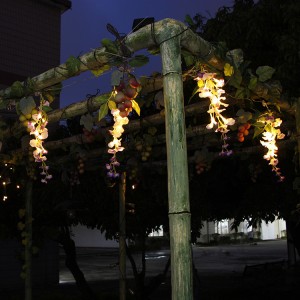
[28,97,52,183]
[1,164,21,201]
[106,108,129,178]
[195,72,235,155]
[258,114,285,181]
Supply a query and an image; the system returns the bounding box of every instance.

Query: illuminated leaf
[98,104,108,121]
[253,127,265,139]
[108,100,117,110]
[224,63,234,77]
[91,68,104,77]
[19,96,36,115]
[132,100,140,116]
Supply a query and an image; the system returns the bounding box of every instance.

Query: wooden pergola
[0,18,299,300]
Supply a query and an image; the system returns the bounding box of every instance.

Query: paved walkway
[57,240,300,299]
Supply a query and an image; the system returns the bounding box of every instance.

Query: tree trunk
[58,226,97,300]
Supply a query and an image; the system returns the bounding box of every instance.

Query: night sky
[59,0,234,108]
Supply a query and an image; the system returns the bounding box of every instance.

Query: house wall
[71,225,119,248]
[0,239,59,291]
[198,218,287,243]
[0,0,70,108]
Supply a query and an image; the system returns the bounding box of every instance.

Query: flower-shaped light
[106,108,129,178]
[195,72,235,156]
[258,115,285,181]
[28,100,52,183]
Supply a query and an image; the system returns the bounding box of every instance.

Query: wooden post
[119,172,126,300]
[160,31,193,299]
[25,179,33,300]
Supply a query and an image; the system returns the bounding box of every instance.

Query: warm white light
[3,196,7,201]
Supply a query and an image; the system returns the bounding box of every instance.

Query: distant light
[3,196,7,201]
[131,184,136,190]
[16,185,20,189]
[4,163,7,166]
[3,182,6,186]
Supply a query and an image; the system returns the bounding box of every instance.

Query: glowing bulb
[3,182,6,186]
[131,184,136,190]
[16,185,20,189]
[3,195,7,201]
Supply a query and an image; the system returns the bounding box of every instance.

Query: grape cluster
[135,141,152,161]
[237,123,251,142]
[113,76,141,118]
[82,128,96,143]
[19,108,38,131]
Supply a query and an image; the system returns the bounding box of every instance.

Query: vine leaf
[128,55,149,67]
[19,96,36,115]
[101,38,118,54]
[132,100,140,116]
[10,81,24,98]
[226,49,243,67]
[66,56,81,75]
[256,66,275,82]
[98,104,109,121]
[108,100,117,110]
[111,70,123,86]
[80,114,94,131]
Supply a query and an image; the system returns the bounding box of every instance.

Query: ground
[1,239,300,299]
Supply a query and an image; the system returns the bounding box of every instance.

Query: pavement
[57,239,300,299]
[2,240,299,299]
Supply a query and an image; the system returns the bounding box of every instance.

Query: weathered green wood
[159,25,193,300]
[25,179,33,300]
[119,172,126,300]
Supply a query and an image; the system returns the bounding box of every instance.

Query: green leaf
[101,38,118,54]
[111,70,123,86]
[226,49,244,67]
[256,66,275,82]
[10,81,24,98]
[66,56,81,75]
[253,127,265,139]
[181,50,195,67]
[42,106,53,113]
[235,87,245,99]
[80,114,94,131]
[228,69,242,88]
[19,96,36,115]
[107,100,117,110]
[185,14,194,27]
[128,55,149,68]
[248,76,258,91]
[147,46,160,55]
[98,104,109,121]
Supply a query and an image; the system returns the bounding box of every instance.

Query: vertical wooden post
[119,172,126,300]
[160,33,193,299]
[25,179,33,300]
